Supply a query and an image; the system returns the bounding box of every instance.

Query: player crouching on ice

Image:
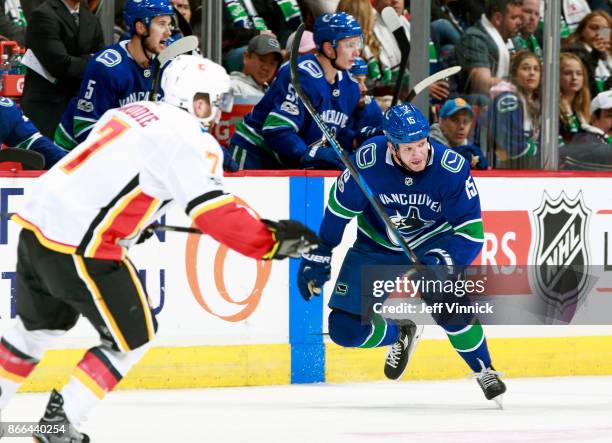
[298,103,506,404]
[0,55,319,443]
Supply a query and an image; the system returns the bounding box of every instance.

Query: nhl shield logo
[405,177,413,186]
[532,191,591,312]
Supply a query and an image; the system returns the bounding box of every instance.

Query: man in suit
[21,0,104,138]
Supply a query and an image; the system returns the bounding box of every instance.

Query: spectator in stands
[229,12,362,170]
[513,0,542,59]
[573,89,612,143]
[563,11,612,97]
[54,0,174,150]
[0,0,25,45]
[0,96,66,167]
[20,0,104,139]
[487,50,541,168]
[171,0,190,23]
[222,0,302,72]
[455,0,523,100]
[231,34,282,100]
[431,0,464,56]
[559,52,592,144]
[430,97,488,169]
[588,0,612,16]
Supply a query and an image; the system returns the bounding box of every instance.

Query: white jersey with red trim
[14,101,273,261]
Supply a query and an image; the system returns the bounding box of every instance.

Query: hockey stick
[404,65,461,102]
[381,7,410,106]
[150,35,199,102]
[290,24,420,265]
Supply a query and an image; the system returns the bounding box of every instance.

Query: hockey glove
[221,146,239,172]
[297,244,333,301]
[261,219,320,260]
[301,146,345,170]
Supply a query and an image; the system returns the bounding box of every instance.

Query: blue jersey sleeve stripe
[454,232,485,243]
[263,112,299,132]
[15,133,40,150]
[328,182,362,219]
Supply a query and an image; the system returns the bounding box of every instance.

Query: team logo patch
[77,99,94,113]
[441,149,465,173]
[405,177,413,186]
[332,89,340,97]
[356,143,376,169]
[96,49,122,67]
[532,191,591,313]
[280,101,299,116]
[335,282,348,295]
[0,97,14,107]
[144,69,151,78]
[496,94,518,113]
[298,59,323,78]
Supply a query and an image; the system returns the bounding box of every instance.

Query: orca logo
[532,191,591,314]
[386,206,434,244]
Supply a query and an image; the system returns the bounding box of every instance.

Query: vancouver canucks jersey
[230,53,361,167]
[0,97,67,167]
[321,136,484,265]
[54,40,156,150]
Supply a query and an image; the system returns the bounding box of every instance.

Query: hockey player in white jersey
[0,55,318,443]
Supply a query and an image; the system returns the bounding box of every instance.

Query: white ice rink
[3,376,612,442]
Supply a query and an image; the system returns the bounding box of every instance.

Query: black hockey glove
[261,219,320,260]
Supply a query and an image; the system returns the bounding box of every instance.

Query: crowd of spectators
[1,0,611,171]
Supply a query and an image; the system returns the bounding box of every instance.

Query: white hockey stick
[150,35,199,102]
[381,7,410,106]
[405,65,462,102]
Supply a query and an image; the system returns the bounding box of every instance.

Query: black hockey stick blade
[0,148,45,170]
[150,35,199,102]
[381,7,410,106]
[289,24,420,265]
[150,222,201,234]
[405,65,461,103]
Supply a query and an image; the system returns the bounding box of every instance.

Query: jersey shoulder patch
[440,148,465,173]
[355,142,377,169]
[0,97,15,107]
[95,49,122,68]
[298,59,323,79]
[496,93,518,113]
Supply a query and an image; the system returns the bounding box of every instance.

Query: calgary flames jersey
[14,101,274,260]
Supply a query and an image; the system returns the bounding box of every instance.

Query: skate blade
[492,394,504,409]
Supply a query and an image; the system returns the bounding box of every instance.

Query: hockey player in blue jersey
[230,12,363,170]
[348,57,383,148]
[0,97,67,168]
[297,103,506,403]
[54,0,174,150]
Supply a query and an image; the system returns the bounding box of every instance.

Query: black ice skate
[474,359,506,408]
[33,389,89,443]
[384,319,423,380]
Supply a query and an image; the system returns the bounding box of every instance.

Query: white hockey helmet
[161,54,233,127]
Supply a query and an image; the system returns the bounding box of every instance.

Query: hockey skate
[384,319,424,380]
[33,389,89,443]
[473,359,506,408]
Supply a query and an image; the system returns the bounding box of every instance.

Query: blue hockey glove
[221,146,239,172]
[301,146,345,170]
[297,244,333,301]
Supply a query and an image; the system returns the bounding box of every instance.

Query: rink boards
[0,170,611,391]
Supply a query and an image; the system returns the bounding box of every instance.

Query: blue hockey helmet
[124,0,174,34]
[350,57,368,77]
[313,12,362,50]
[383,103,430,147]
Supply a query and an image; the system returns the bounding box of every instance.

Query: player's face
[356,75,368,106]
[560,59,584,95]
[335,37,362,70]
[520,0,540,35]
[243,52,279,86]
[391,138,429,172]
[193,94,212,119]
[440,110,473,147]
[515,56,540,93]
[144,15,173,55]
